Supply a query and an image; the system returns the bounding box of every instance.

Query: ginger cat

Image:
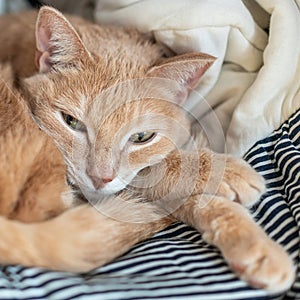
[0,7,295,292]
[0,62,172,271]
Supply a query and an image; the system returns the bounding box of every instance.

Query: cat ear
[147,53,215,104]
[35,6,91,73]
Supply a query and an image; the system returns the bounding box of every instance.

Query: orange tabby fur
[0,63,67,221]
[0,7,295,292]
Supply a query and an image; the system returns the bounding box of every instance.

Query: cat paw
[226,237,295,292]
[198,196,295,293]
[214,153,265,207]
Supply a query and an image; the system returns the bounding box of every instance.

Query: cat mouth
[66,179,109,203]
[66,173,133,202]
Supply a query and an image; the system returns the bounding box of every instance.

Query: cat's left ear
[35,6,91,73]
[147,53,216,104]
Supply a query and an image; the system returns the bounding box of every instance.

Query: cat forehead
[50,57,152,102]
[50,65,183,112]
[87,76,185,120]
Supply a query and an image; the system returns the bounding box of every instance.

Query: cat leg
[172,195,295,292]
[135,148,265,207]
[136,149,295,291]
[0,203,172,272]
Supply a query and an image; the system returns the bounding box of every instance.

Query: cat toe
[223,157,266,206]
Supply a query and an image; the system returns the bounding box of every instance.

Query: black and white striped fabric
[1,109,300,300]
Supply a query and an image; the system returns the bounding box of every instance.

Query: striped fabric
[1,109,300,300]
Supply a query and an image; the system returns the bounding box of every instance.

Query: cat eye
[61,112,87,132]
[129,132,156,144]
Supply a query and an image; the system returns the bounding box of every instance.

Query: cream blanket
[94,0,300,156]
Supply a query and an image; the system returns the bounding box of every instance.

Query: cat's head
[22,7,215,199]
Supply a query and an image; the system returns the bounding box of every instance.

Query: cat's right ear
[35,6,91,73]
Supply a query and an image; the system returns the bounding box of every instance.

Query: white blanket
[94,0,300,156]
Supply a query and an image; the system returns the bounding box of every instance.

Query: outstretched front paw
[199,197,295,293]
[226,234,295,292]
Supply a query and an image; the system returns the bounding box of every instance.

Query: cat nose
[86,167,116,189]
[89,176,113,189]
[101,177,113,184]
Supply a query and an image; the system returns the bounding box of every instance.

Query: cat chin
[99,178,130,195]
[78,179,128,202]
[77,187,115,204]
